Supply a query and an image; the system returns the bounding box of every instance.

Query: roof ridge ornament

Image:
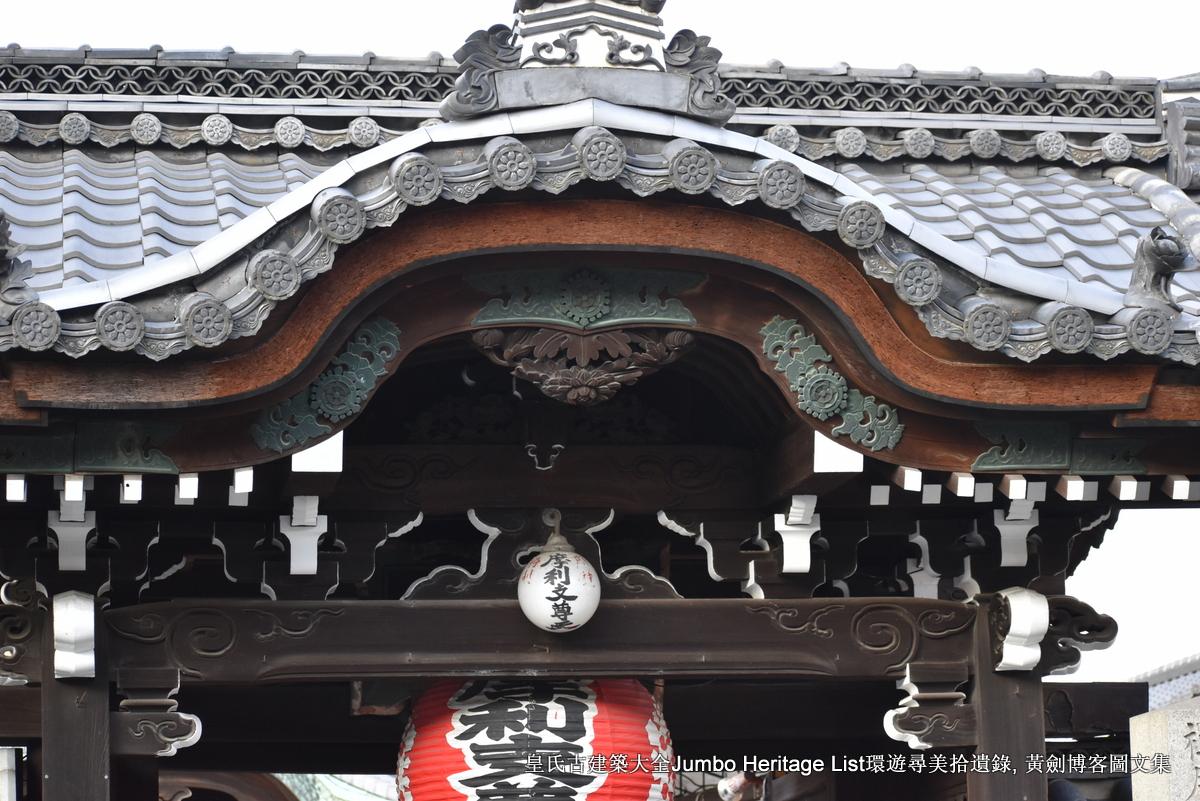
[440,0,734,124]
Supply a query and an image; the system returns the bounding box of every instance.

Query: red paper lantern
[398,679,673,801]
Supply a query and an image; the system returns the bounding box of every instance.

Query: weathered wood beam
[105,598,976,683]
[967,601,1047,801]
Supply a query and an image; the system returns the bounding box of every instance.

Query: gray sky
[8,0,1200,681]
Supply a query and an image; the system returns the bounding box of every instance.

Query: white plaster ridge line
[37,101,1136,317]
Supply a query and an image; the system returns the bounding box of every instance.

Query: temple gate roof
[0,0,1197,365]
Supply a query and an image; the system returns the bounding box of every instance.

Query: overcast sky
[8,0,1200,682]
[7,0,1198,80]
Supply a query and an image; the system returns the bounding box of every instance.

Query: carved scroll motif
[885,660,977,751]
[108,609,236,680]
[249,609,344,642]
[113,669,201,758]
[748,603,842,638]
[852,603,974,673]
[1038,595,1117,676]
[0,589,37,686]
[663,29,735,123]
[440,25,521,120]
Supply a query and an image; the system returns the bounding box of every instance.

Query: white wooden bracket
[279,496,328,575]
[46,510,97,572]
[993,508,1039,568]
[775,495,820,574]
[994,586,1050,671]
[52,591,96,679]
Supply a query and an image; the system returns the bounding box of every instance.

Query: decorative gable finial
[440,0,734,124]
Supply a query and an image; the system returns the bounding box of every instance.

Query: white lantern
[517,529,601,633]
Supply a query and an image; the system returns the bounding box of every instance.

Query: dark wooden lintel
[104,598,976,683]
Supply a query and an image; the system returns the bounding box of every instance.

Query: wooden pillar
[40,596,109,801]
[967,604,1046,801]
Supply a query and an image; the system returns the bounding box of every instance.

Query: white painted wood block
[233,466,254,495]
[1164,475,1200,502]
[869,485,890,506]
[4,475,25,503]
[52,591,95,679]
[120,474,142,504]
[1109,475,1149,502]
[292,495,320,528]
[782,494,817,526]
[921,485,942,505]
[893,466,922,492]
[228,488,250,507]
[62,473,85,502]
[973,481,994,503]
[812,430,864,473]
[999,474,1027,500]
[177,472,199,500]
[946,472,975,498]
[292,431,344,473]
[1056,475,1087,501]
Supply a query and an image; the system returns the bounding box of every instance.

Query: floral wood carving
[761,316,904,452]
[252,318,402,453]
[473,327,694,406]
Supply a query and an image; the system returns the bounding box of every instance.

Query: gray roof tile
[840,162,1194,304]
[0,145,328,292]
